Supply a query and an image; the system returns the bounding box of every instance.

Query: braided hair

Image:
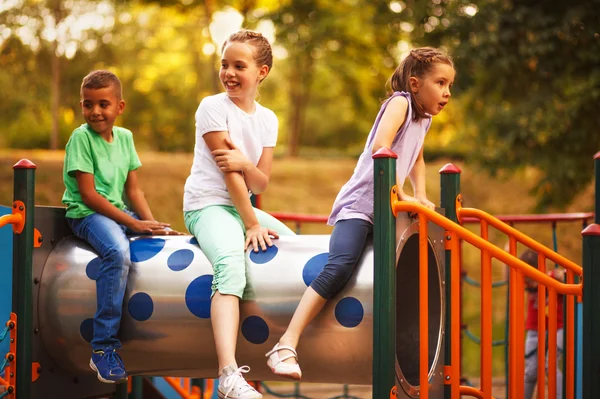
[387,47,454,121]
[222,29,273,82]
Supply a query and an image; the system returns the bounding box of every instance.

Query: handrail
[268,211,595,226]
[0,214,21,229]
[458,207,582,275]
[391,202,582,296]
[462,212,593,224]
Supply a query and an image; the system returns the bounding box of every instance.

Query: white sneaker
[218,364,262,399]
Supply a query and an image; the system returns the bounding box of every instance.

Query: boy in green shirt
[62,70,180,383]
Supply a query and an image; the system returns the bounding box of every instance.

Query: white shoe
[265,343,302,380]
[218,364,262,399]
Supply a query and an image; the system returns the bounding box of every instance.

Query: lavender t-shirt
[328,91,431,225]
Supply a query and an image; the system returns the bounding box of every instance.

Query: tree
[406,0,600,208]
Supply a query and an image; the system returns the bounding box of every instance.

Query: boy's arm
[124,170,154,221]
[76,171,169,234]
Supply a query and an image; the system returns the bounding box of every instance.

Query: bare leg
[211,291,239,372]
[277,287,327,365]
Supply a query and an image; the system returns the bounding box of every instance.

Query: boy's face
[80,85,125,139]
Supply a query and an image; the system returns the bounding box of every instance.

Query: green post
[12,159,36,399]
[582,152,600,398]
[129,376,143,399]
[372,148,397,399]
[439,163,461,399]
[115,381,128,398]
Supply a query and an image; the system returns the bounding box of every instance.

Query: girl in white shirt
[183,29,293,399]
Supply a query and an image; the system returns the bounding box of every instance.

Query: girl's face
[411,63,455,116]
[219,42,268,104]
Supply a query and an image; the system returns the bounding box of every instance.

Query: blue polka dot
[80,318,94,343]
[189,237,198,245]
[302,253,328,286]
[335,297,364,328]
[130,238,166,262]
[185,275,213,318]
[128,292,154,321]
[86,257,102,280]
[241,316,269,344]
[249,245,279,264]
[167,249,194,271]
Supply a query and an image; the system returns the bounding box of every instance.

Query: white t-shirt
[183,93,279,211]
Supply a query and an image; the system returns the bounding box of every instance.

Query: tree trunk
[287,55,314,157]
[50,41,60,150]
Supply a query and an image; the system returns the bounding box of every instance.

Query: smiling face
[219,41,269,110]
[80,85,125,140]
[411,63,455,116]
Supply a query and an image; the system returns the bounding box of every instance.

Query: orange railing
[391,199,581,399]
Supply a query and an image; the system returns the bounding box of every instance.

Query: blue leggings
[310,218,373,299]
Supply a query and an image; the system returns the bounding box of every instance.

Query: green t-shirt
[62,124,142,219]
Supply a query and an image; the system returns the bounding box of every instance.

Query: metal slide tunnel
[28,206,445,399]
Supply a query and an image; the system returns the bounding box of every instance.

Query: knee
[212,253,246,298]
[311,264,354,299]
[104,241,131,269]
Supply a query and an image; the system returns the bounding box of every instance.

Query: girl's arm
[204,131,279,251]
[408,146,435,209]
[371,96,408,155]
[371,96,415,201]
[76,171,169,234]
[212,138,272,194]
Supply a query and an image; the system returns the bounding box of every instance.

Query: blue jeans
[310,218,373,299]
[68,210,138,351]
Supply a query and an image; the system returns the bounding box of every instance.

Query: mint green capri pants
[184,205,295,299]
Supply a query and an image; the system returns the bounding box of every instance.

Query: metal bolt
[445,375,450,380]
[19,205,24,211]
[10,338,14,343]
[446,235,451,240]
[8,354,14,361]
[38,236,43,243]
[34,328,39,334]
[51,238,55,245]
[34,278,40,284]
[12,203,16,209]
[10,372,14,378]
[8,321,14,329]
[7,386,13,393]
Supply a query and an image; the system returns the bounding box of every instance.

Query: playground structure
[0,151,598,399]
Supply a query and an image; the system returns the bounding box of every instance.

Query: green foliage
[408,0,600,208]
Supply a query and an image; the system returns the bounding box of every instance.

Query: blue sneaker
[89,349,128,383]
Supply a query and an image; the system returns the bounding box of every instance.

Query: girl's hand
[416,196,436,210]
[212,138,251,173]
[129,219,171,234]
[151,227,185,236]
[245,224,280,252]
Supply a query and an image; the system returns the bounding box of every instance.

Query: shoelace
[104,350,123,370]
[222,366,254,398]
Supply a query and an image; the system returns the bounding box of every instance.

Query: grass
[0,149,594,378]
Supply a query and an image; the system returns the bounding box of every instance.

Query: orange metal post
[419,214,429,399]
[515,269,526,399]
[548,290,558,399]
[480,221,492,398]
[537,254,547,399]
[566,270,575,399]
[508,237,518,399]
[451,232,461,398]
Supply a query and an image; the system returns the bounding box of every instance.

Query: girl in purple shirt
[266,47,456,379]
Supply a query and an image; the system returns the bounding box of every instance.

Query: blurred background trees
[1,0,598,209]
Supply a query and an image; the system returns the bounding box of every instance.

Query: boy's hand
[245,224,279,252]
[129,219,171,234]
[212,138,251,173]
